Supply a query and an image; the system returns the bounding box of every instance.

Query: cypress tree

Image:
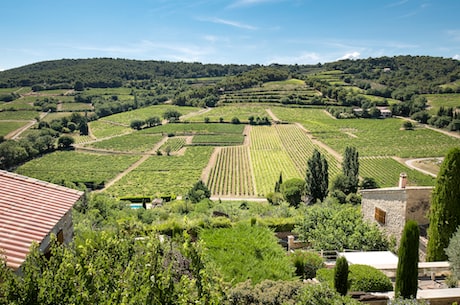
[426,147,460,261]
[305,149,329,203]
[342,146,359,194]
[395,220,420,299]
[334,256,349,296]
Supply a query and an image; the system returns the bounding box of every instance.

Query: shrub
[289,250,325,279]
[334,256,349,296]
[297,283,361,305]
[228,279,304,305]
[317,264,393,292]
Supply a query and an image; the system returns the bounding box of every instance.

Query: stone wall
[39,210,74,253]
[361,186,433,246]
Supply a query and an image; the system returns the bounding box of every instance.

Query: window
[375,207,386,224]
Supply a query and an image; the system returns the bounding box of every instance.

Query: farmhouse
[0,170,84,271]
[360,173,433,249]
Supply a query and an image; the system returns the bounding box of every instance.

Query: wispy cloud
[386,0,409,8]
[267,52,321,65]
[203,17,257,30]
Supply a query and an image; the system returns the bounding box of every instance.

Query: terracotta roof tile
[0,170,84,270]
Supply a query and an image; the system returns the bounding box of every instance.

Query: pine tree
[342,146,359,194]
[334,256,349,296]
[395,220,419,299]
[426,147,460,261]
[305,149,329,203]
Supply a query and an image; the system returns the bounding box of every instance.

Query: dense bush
[296,283,361,305]
[289,250,325,279]
[228,280,304,305]
[317,264,393,292]
[294,202,390,251]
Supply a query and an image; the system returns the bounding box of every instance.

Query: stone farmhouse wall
[361,186,433,246]
[39,210,74,254]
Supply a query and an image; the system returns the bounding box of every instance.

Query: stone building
[360,173,433,246]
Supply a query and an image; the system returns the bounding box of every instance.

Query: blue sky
[1,0,460,70]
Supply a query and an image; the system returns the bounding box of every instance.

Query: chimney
[399,173,407,188]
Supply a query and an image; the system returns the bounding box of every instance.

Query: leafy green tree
[334,256,349,296]
[360,177,379,189]
[446,226,460,282]
[130,119,144,130]
[342,146,359,194]
[163,109,182,122]
[145,116,161,127]
[280,178,305,207]
[305,149,329,203]
[294,202,389,251]
[426,147,460,261]
[395,220,419,299]
[57,135,75,149]
[187,180,211,203]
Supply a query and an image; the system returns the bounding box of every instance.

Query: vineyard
[186,104,269,123]
[207,146,255,197]
[360,157,436,187]
[159,137,186,153]
[0,121,29,137]
[106,146,214,197]
[192,134,245,146]
[85,133,163,152]
[16,151,141,185]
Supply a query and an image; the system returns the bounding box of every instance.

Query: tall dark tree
[395,220,419,299]
[274,172,283,192]
[426,147,460,261]
[342,146,359,194]
[305,149,329,203]
[334,256,349,296]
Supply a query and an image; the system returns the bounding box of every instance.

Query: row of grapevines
[207,146,255,197]
[360,157,435,188]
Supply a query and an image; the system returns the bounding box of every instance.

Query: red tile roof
[0,170,84,270]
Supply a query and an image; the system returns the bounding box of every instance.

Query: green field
[88,120,132,139]
[360,157,435,187]
[192,134,244,145]
[270,107,460,158]
[16,151,141,185]
[424,93,460,114]
[106,146,213,197]
[60,102,94,111]
[86,133,163,152]
[0,121,29,137]
[99,105,200,125]
[0,111,37,120]
[187,104,269,122]
[140,122,245,135]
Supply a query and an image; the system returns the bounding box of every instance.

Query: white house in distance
[0,170,84,271]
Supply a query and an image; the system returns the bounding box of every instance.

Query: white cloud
[267,52,321,65]
[205,17,257,30]
[338,52,361,60]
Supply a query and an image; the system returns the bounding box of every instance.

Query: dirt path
[6,112,49,140]
[396,116,460,139]
[265,108,280,122]
[294,122,343,162]
[201,147,221,182]
[96,136,169,191]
